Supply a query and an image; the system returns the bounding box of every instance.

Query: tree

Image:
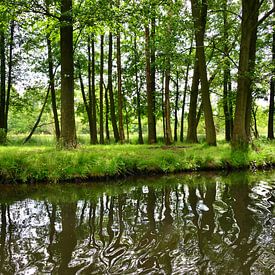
[60,0,77,148]
[191,0,216,146]
[268,30,274,139]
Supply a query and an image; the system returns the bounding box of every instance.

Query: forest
[0,0,274,181]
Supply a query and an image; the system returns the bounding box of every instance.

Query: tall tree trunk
[105,84,110,142]
[4,21,14,133]
[47,33,60,142]
[161,71,166,140]
[268,30,274,139]
[117,29,125,142]
[174,71,179,142]
[108,32,119,142]
[78,63,93,138]
[134,34,143,144]
[88,36,98,144]
[0,30,6,143]
[150,13,157,140]
[164,64,172,145]
[232,0,259,149]
[223,0,231,142]
[191,0,216,146]
[60,0,77,148]
[180,39,192,142]
[186,54,199,143]
[23,87,50,144]
[145,25,157,144]
[99,34,104,144]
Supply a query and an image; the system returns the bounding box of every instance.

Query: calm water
[0,171,274,274]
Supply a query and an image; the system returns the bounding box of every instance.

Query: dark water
[0,171,274,274]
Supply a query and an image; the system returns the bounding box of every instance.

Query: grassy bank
[0,140,274,183]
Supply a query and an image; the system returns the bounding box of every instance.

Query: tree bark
[117,29,125,142]
[88,35,98,144]
[0,30,6,143]
[108,32,119,142]
[268,30,274,139]
[47,33,60,142]
[60,0,77,148]
[191,0,216,146]
[4,21,14,133]
[145,25,157,144]
[99,34,104,144]
[174,71,179,142]
[134,34,143,144]
[164,64,172,145]
[180,39,192,142]
[186,53,199,143]
[232,0,259,149]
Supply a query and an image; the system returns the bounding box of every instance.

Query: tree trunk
[145,25,157,144]
[134,34,143,144]
[60,0,77,148]
[47,33,60,142]
[23,87,50,144]
[164,65,172,145]
[186,53,199,143]
[78,63,93,138]
[4,21,14,133]
[180,39,192,142]
[223,0,231,142]
[117,30,125,142]
[99,34,104,144]
[174,71,179,142]
[268,30,274,139]
[88,36,98,144]
[191,0,216,146]
[232,0,259,149]
[0,30,6,143]
[105,84,110,142]
[161,71,166,140]
[108,32,119,142]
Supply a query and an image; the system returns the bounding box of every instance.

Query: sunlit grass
[0,138,274,183]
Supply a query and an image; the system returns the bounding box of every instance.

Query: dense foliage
[0,0,274,148]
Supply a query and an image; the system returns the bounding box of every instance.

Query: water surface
[0,171,274,274]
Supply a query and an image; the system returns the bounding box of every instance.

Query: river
[0,171,274,274]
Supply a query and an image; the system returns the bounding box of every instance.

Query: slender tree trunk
[108,32,119,142]
[0,30,6,143]
[232,0,259,149]
[187,54,199,143]
[47,33,60,142]
[117,29,125,142]
[223,0,231,142]
[174,71,179,142]
[60,0,77,148]
[180,39,192,142]
[78,63,93,138]
[23,87,50,144]
[164,64,172,145]
[134,35,143,144]
[161,71,166,140]
[88,36,98,144]
[252,105,259,138]
[4,21,14,133]
[99,34,104,144]
[145,25,156,144]
[105,85,110,142]
[191,0,216,146]
[150,14,157,141]
[268,31,274,139]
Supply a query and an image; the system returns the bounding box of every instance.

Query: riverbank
[0,141,274,183]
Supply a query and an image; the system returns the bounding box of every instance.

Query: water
[0,171,274,274]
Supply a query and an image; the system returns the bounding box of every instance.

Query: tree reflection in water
[0,171,274,274]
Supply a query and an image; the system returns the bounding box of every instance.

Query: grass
[0,138,274,183]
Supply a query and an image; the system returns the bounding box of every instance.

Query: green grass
[0,139,274,183]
